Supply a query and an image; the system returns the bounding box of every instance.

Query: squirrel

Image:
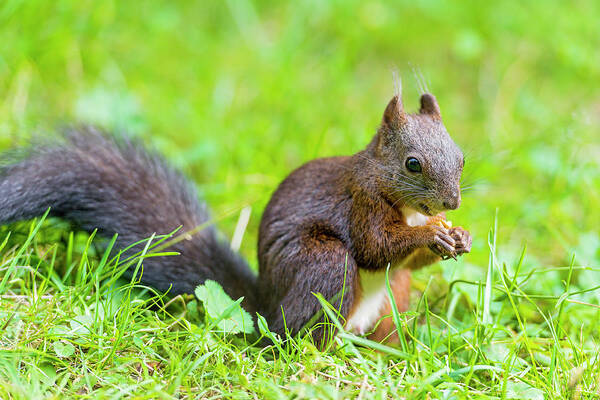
[0,89,471,345]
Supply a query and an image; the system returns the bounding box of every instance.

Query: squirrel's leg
[404,247,442,270]
[367,268,411,343]
[265,235,359,348]
[367,247,440,343]
[368,244,463,342]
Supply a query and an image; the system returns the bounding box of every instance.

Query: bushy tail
[0,127,257,308]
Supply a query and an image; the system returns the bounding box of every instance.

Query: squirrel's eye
[405,157,422,173]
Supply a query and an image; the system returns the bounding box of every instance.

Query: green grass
[1,0,599,398]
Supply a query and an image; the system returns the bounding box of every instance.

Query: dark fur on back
[0,127,257,309]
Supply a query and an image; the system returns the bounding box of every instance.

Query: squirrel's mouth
[419,203,434,216]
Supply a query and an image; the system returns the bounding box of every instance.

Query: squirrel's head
[370,92,464,216]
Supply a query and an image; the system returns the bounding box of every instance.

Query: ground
[0,1,599,398]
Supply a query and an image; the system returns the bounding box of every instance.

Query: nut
[428,215,452,229]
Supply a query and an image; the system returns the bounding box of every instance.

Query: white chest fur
[346,207,428,335]
[403,207,429,227]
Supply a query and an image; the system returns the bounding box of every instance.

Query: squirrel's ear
[381,95,407,130]
[419,93,442,120]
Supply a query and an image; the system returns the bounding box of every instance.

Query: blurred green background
[0,0,598,280]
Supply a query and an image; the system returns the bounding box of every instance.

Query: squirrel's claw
[441,252,457,261]
[428,225,457,259]
[449,226,472,255]
[429,225,471,260]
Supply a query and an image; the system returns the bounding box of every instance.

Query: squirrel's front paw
[449,226,472,256]
[426,225,456,259]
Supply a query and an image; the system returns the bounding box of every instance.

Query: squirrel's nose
[443,191,461,210]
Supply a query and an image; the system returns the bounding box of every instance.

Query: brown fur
[258,93,471,346]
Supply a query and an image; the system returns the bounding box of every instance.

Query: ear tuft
[382,95,407,130]
[419,93,442,120]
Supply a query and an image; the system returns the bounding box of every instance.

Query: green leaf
[48,325,70,336]
[69,314,94,336]
[133,335,144,348]
[256,313,278,342]
[52,341,75,358]
[505,381,544,400]
[37,364,58,386]
[195,280,254,334]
